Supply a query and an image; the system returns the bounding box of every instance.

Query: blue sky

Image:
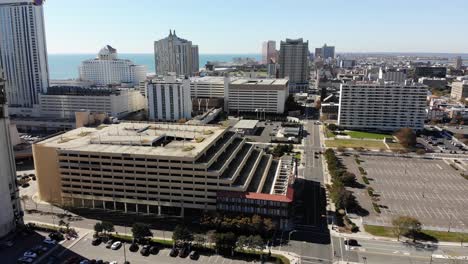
[44,0,468,54]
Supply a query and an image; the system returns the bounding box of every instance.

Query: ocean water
[48,53,262,80]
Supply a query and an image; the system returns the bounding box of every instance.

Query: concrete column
[180,206,184,217]
[81,199,85,207]
[147,205,150,215]
[135,203,139,214]
[124,203,127,213]
[158,205,162,216]
[113,201,116,211]
[103,201,106,210]
[92,200,95,209]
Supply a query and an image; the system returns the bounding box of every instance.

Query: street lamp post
[287,230,297,254]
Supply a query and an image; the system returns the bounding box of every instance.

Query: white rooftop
[36,122,226,158]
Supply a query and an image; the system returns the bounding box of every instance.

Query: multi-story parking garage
[33,122,295,221]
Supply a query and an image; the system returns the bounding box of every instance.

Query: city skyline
[44,0,468,54]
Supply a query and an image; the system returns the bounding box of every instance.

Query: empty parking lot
[343,156,468,232]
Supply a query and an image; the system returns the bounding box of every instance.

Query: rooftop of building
[233,119,259,130]
[230,78,288,86]
[43,86,139,96]
[189,76,226,84]
[36,122,226,158]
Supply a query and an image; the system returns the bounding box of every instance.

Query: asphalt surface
[332,236,468,264]
[341,155,468,231]
[274,117,333,264]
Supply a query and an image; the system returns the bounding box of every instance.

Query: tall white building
[79,46,147,86]
[227,78,289,114]
[147,74,192,121]
[154,30,199,77]
[338,82,427,131]
[0,0,49,112]
[0,70,21,237]
[278,38,309,93]
[262,41,277,64]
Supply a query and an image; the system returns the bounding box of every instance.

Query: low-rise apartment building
[33,123,295,223]
[450,81,468,101]
[338,82,427,131]
[39,86,146,119]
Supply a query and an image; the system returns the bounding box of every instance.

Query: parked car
[189,251,200,260]
[179,246,190,258]
[129,243,139,252]
[23,251,37,258]
[32,245,49,254]
[149,246,159,255]
[169,247,179,257]
[105,240,114,249]
[43,238,57,245]
[344,239,359,246]
[17,257,34,264]
[140,245,150,256]
[49,232,64,241]
[111,241,122,250]
[91,237,101,246]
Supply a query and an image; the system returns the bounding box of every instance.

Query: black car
[149,246,159,255]
[49,232,64,241]
[91,237,101,246]
[169,248,178,257]
[179,246,190,258]
[129,243,139,252]
[140,245,150,256]
[189,251,199,260]
[344,239,358,246]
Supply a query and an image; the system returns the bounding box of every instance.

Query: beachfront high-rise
[79,45,147,86]
[262,41,277,64]
[0,0,49,114]
[278,38,309,93]
[154,30,199,76]
[0,69,22,237]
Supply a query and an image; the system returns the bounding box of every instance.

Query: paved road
[332,236,468,264]
[301,120,324,183]
[278,118,332,264]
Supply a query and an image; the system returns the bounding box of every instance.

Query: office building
[0,70,22,237]
[154,30,199,76]
[338,59,356,68]
[147,75,192,121]
[262,41,277,64]
[190,76,228,99]
[0,0,49,113]
[418,77,447,89]
[338,82,427,131]
[79,46,147,86]
[227,78,289,114]
[415,67,447,78]
[315,43,335,59]
[278,38,309,92]
[378,68,407,83]
[450,81,468,101]
[455,56,463,70]
[39,86,146,119]
[33,122,295,224]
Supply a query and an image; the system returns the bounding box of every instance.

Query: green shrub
[372,203,381,214]
[362,176,370,185]
[358,167,367,175]
[367,187,374,196]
